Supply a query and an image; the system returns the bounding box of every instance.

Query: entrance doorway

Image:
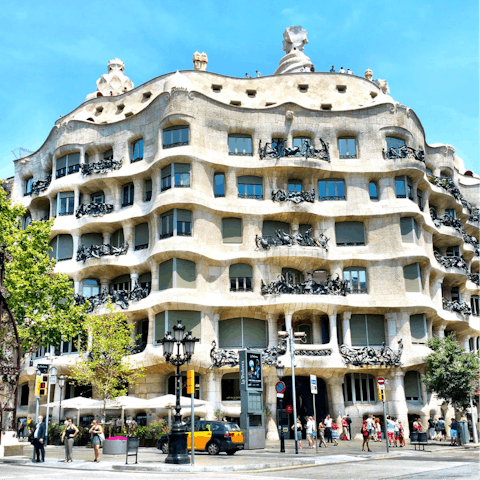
[276,376,327,439]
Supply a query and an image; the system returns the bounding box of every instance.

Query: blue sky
[1,0,478,179]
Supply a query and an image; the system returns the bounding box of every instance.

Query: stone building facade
[12,28,479,438]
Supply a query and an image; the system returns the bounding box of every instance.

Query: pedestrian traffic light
[186,370,194,395]
[377,388,385,401]
[34,375,42,396]
[39,374,48,396]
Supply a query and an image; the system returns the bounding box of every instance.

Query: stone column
[426,318,434,340]
[387,370,409,437]
[226,169,237,199]
[291,223,299,236]
[133,178,143,205]
[265,369,280,440]
[203,370,219,420]
[326,377,345,427]
[328,313,338,352]
[103,232,111,245]
[153,213,160,243]
[342,312,352,346]
[73,187,80,213]
[385,312,397,348]
[285,313,293,332]
[73,280,81,294]
[419,372,429,429]
[130,272,139,289]
[433,324,446,339]
[461,335,471,352]
[124,222,135,248]
[150,261,158,292]
[147,310,155,345]
[72,235,80,261]
[267,314,278,347]
[312,314,321,344]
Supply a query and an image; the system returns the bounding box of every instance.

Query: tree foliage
[69,304,145,416]
[424,335,479,411]
[0,187,85,352]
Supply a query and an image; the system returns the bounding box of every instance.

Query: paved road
[0,449,477,480]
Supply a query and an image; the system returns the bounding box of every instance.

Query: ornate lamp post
[57,374,65,445]
[276,363,285,453]
[161,320,198,464]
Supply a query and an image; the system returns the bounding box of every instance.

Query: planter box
[103,439,127,455]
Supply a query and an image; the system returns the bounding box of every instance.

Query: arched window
[343,266,367,293]
[22,213,32,230]
[343,373,376,403]
[404,371,422,401]
[222,373,240,401]
[24,178,33,196]
[219,318,267,348]
[386,137,405,150]
[229,264,253,291]
[49,234,73,261]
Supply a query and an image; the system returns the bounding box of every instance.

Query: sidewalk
[2,438,478,473]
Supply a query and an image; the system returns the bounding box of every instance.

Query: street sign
[275,381,286,394]
[277,393,284,399]
[37,364,49,374]
[310,375,318,394]
[377,377,385,386]
[49,375,57,385]
[285,405,293,414]
[378,384,385,390]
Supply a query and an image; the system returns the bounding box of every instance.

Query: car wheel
[207,442,220,455]
[161,441,169,454]
[226,449,237,455]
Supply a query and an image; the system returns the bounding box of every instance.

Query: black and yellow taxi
[157,420,244,455]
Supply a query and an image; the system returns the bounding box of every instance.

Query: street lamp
[57,374,65,445]
[161,320,199,464]
[276,362,285,453]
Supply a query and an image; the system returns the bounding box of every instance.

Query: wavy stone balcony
[80,158,123,176]
[261,274,348,296]
[258,138,330,162]
[76,242,129,263]
[255,229,329,250]
[382,145,425,162]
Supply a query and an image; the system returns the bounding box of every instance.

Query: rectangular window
[103,149,114,160]
[410,314,427,343]
[369,182,378,200]
[451,287,460,302]
[344,373,376,404]
[160,210,174,239]
[350,314,385,346]
[168,310,201,339]
[404,263,422,292]
[58,192,75,216]
[222,217,242,243]
[158,259,174,290]
[90,192,105,204]
[335,221,365,246]
[293,137,310,148]
[176,209,192,236]
[163,126,189,148]
[288,180,302,193]
[145,179,152,201]
[338,138,357,159]
[134,222,149,250]
[176,258,196,289]
[471,296,479,316]
[444,208,456,219]
[395,175,414,201]
[343,267,367,293]
[161,165,172,191]
[56,153,80,179]
[24,178,33,196]
[174,163,191,188]
[446,246,460,257]
[122,183,134,207]
[404,372,421,401]
[228,134,252,155]
[219,317,267,349]
[319,179,345,200]
[237,175,263,199]
[400,217,419,243]
[230,264,253,292]
[132,139,144,162]
[214,172,225,197]
[386,137,405,150]
[417,189,424,211]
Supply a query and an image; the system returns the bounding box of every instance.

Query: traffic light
[186,370,194,395]
[39,374,48,396]
[377,388,385,401]
[34,375,41,397]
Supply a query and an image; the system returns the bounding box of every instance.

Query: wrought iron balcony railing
[469,208,479,224]
[128,341,147,354]
[258,138,330,162]
[428,175,476,218]
[442,298,472,316]
[80,158,123,175]
[75,202,114,218]
[468,273,479,286]
[76,242,128,263]
[434,251,469,272]
[340,340,403,367]
[261,274,348,296]
[382,145,425,162]
[430,208,464,232]
[271,188,315,204]
[255,228,329,250]
[74,283,150,313]
[30,175,52,194]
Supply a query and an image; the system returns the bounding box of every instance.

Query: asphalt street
[0,449,477,480]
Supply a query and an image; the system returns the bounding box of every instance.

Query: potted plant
[103,435,128,454]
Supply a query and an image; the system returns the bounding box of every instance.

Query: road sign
[377,377,385,386]
[378,384,385,390]
[277,393,284,398]
[49,375,57,385]
[37,364,49,374]
[310,375,318,394]
[285,405,293,414]
[275,381,286,394]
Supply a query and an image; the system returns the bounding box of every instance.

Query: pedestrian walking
[318,421,327,447]
[342,415,349,440]
[324,414,333,443]
[386,415,395,446]
[61,418,79,463]
[367,415,375,441]
[361,420,371,451]
[331,421,339,446]
[89,420,103,462]
[291,416,302,449]
[346,414,352,440]
[375,417,382,442]
[449,418,460,446]
[306,416,315,448]
[428,416,436,440]
[398,421,405,447]
[393,417,400,447]
[438,417,446,441]
[32,415,46,462]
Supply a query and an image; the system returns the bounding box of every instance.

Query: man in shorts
[393,417,400,447]
[450,418,459,446]
[386,415,395,446]
[306,416,315,448]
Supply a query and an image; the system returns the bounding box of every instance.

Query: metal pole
[57,387,63,446]
[33,396,40,461]
[313,393,318,455]
[191,392,195,466]
[45,373,52,446]
[289,329,299,454]
[470,393,478,444]
[382,397,389,453]
[279,396,285,452]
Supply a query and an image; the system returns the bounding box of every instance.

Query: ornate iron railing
[434,251,469,272]
[428,175,476,217]
[469,208,479,224]
[442,298,472,316]
[383,145,425,162]
[258,138,330,162]
[271,188,315,203]
[261,274,348,296]
[74,283,150,313]
[80,158,123,175]
[76,202,114,218]
[255,229,329,250]
[340,340,403,367]
[163,141,189,149]
[468,273,479,286]
[30,175,52,194]
[76,242,128,263]
[430,208,463,232]
[128,341,147,355]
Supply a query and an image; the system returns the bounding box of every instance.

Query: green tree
[0,186,84,352]
[69,304,145,420]
[424,335,479,411]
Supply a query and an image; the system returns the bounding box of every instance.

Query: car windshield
[226,423,241,431]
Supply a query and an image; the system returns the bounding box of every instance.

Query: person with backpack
[361,420,371,452]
